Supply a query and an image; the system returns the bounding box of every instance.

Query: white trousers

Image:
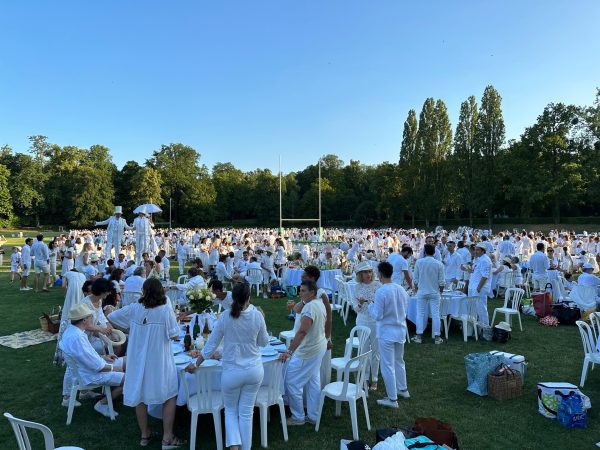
[178,258,186,275]
[416,293,441,336]
[378,339,407,401]
[356,318,379,382]
[285,349,326,421]
[468,287,490,326]
[532,277,548,291]
[221,365,263,450]
[319,348,332,388]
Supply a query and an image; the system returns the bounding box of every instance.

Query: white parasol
[133,204,162,214]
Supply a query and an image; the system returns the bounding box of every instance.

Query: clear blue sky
[0,1,598,173]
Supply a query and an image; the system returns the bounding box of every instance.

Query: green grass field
[0,232,598,449]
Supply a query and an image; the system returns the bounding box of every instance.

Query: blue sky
[0,1,598,173]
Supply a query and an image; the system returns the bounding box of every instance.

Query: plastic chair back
[62,353,87,388]
[4,412,57,450]
[246,268,263,284]
[466,296,479,323]
[590,312,600,343]
[576,320,596,357]
[121,290,141,306]
[505,288,525,310]
[339,351,371,398]
[262,359,284,406]
[192,365,222,413]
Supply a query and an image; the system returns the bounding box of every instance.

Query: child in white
[10,247,21,282]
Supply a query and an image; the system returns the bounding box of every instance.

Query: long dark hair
[140,278,167,308]
[230,282,250,319]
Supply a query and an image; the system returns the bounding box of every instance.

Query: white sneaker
[377,398,399,409]
[94,401,118,418]
[24,287,33,290]
[62,398,81,407]
[411,335,422,344]
[398,390,411,399]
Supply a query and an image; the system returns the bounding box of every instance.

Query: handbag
[487,364,523,400]
[41,305,62,334]
[465,352,504,396]
[413,418,459,449]
[404,435,446,449]
[552,303,581,325]
[556,392,587,428]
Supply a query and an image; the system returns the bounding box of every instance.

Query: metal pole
[279,155,282,232]
[318,158,322,238]
[169,198,172,229]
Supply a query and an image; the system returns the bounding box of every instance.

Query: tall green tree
[453,95,479,224]
[475,85,505,227]
[431,99,453,223]
[415,97,437,227]
[0,164,13,226]
[399,109,419,225]
[131,167,163,206]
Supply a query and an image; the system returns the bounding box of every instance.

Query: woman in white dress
[54,268,87,367]
[108,278,184,449]
[352,261,382,390]
[188,282,268,450]
[75,243,93,273]
[48,239,58,285]
[81,278,115,354]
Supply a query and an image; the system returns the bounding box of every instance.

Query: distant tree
[0,164,13,226]
[415,97,437,227]
[130,167,163,206]
[399,109,419,225]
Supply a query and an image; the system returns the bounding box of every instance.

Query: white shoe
[24,287,33,290]
[62,398,81,407]
[78,390,98,400]
[398,390,411,399]
[377,398,399,409]
[94,401,118,418]
[411,335,422,344]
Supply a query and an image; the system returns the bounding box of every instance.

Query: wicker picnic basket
[488,364,523,400]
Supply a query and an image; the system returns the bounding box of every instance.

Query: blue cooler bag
[557,392,586,428]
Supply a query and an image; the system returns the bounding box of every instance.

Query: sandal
[162,436,186,450]
[140,431,159,447]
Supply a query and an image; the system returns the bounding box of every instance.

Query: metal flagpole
[279,155,283,233]
[318,158,322,240]
[169,198,172,229]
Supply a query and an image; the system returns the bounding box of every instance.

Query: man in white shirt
[412,244,446,344]
[31,234,50,292]
[578,263,600,287]
[94,206,133,258]
[123,267,145,293]
[59,303,125,416]
[467,243,493,326]
[209,280,233,310]
[116,253,128,270]
[176,238,188,275]
[170,267,207,305]
[443,241,462,285]
[388,248,413,289]
[20,238,33,291]
[418,236,442,261]
[498,235,515,260]
[364,261,409,409]
[529,243,550,290]
[158,249,170,280]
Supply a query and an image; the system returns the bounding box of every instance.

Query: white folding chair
[254,360,288,448]
[589,312,600,344]
[437,295,451,339]
[448,296,480,342]
[181,365,224,450]
[4,412,83,450]
[246,268,263,296]
[576,321,600,387]
[523,270,532,297]
[120,290,141,307]
[62,354,116,425]
[315,351,372,441]
[332,326,371,408]
[491,288,525,331]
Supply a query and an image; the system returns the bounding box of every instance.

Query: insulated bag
[465,352,504,396]
[552,303,581,325]
[537,382,591,419]
[532,283,553,317]
[489,350,527,381]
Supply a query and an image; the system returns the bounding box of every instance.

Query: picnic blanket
[0,329,57,349]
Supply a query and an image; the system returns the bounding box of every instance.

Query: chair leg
[259,405,268,448]
[491,310,497,327]
[104,386,115,421]
[462,319,467,342]
[213,411,223,450]
[315,393,326,431]
[517,313,523,331]
[349,399,359,440]
[361,394,371,431]
[581,359,590,387]
[278,399,288,441]
[66,387,78,425]
[190,412,198,450]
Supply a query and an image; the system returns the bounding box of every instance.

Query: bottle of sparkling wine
[183,325,192,352]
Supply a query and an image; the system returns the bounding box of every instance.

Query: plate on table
[260,346,278,357]
[174,354,192,365]
[171,343,184,355]
[201,359,220,367]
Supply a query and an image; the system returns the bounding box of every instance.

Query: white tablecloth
[148,331,286,418]
[282,268,342,291]
[407,292,467,330]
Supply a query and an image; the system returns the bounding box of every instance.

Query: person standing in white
[412,244,446,345]
[20,238,33,291]
[133,207,153,265]
[94,206,133,259]
[497,235,515,260]
[529,242,550,290]
[280,280,327,425]
[31,234,51,292]
[443,241,462,286]
[362,261,409,409]
[188,282,268,450]
[175,238,187,275]
[467,244,493,326]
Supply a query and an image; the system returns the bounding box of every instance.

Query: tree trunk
[425,217,430,228]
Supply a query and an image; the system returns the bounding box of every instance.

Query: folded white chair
[4,412,84,450]
[254,359,288,448]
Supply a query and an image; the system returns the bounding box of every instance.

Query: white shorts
[34,260,50,274]
[21,265,30,277]
[10,264,19,272]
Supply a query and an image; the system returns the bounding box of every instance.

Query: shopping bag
[556,392,587,428]
[464,352,504,396]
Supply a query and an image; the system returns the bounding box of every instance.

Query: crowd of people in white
[13,205,600,449]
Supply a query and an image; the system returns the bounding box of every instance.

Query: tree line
[0,85,598,229]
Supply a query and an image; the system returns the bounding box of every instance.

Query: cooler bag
[489,350,527,381]
[465,352,504,396]
[556,392,587,428]
[532,283,553,317]
[537,382,591,419]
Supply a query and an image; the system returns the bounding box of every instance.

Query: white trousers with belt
[468,287,490,326]
[221,364,264,450]
[416,293,441,336]
[378,339,407,401]
[285,349,326,421]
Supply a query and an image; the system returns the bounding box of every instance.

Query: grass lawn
[0,233,599,449]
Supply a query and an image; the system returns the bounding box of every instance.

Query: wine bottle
[183,326,192,352]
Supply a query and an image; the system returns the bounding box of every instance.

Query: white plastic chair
[278,329,295,348]
[523,271,532,297]
[315,351,372,440]
[62,353,116,425]
[4,413,83,450]
[321,287,343,314]
[491,288,525,331]
[120,290,141,306]
[181,365,224,450]
[437,295,451,339]
[589,312,600,344]
[448,296,480,342]
[576,320,600,387]
[246,268,263,296]
[332,326,371,408]
[254,359,288,448]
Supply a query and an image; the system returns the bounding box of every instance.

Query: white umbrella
[133,204,162,214]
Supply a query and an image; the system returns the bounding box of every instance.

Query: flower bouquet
[187,287,216,313]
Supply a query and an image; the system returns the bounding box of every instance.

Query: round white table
[407,291,467,330]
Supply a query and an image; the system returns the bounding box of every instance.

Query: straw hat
[108,329,127,346]
[502,256,513,265]
[495,321,512,332]
[89,254,99,263]
[355,261,373,273]
[69,304,94,320]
